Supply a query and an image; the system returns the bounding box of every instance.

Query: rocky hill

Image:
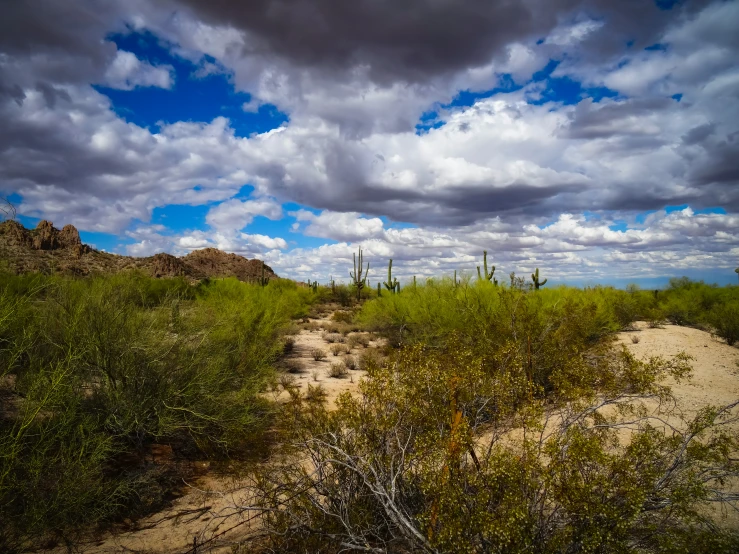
[0,219,279,282]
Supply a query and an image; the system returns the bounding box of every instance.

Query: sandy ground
[614,321,739,416]
[47,321,738,553]
[267,310,379,406]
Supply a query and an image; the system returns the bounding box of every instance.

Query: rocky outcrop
[30,220,91,255]
[149,253,200,279]
[183,248,276,282]
[0,220,33,248]
[0,219,279,282]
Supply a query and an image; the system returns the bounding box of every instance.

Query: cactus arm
[477,251,496,281]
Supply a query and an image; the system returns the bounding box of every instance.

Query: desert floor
[53,320,739,553]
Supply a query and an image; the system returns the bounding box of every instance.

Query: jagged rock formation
[183,248,269,282]
[0,219,278,282]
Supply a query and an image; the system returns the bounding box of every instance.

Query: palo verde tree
[383,259,400,294]
[477,251,497,284]
[531,267,547,290]
[350,247,369,302]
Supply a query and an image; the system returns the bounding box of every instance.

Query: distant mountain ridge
[0,219,279,282]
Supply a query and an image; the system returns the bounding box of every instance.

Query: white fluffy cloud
[205,197,283,232]
[103,50,174,90]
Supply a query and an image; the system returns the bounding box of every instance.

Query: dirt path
[67,307,379,553]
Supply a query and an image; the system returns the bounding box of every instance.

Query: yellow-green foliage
[259,335,738,553]
[0,272,314,551]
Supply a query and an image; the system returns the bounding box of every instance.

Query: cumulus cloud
[292,210,385,242]
[103,50,174,89]
[206,197,283,232]
[1,0,737,283]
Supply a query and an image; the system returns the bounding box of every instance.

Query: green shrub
[0,272,315,550]
[707,300,739,346]
[259,336,738,553]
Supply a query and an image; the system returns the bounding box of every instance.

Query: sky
[1,0,738,287]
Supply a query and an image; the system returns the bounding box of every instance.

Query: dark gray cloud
[175,0,701,85]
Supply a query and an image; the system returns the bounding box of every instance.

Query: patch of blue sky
[664,205,726,215]
[528,76,619,106]
[608,220,629,232]
[95,29,288,138]
[151,204,210,232]
[672,93,683,102]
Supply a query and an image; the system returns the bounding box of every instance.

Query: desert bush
[311,349,327,361]
[304,384,326,403]
[282,336,295,354]
[358,281,634,391]
[707,299,739,346]
[322,332,343,344]
[0,272,316,550]
[342,355,357,370]
[331,310,354,323]
[631,334,640,344]
[357,349,382,371]
[328,362,348,379]
[330,344,346,356]
[278,373,297,390]
[256,336,739,553]
[283,359,304,374]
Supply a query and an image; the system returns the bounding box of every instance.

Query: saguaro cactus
[454,270,459,287]
[350,247,370,301]
[383,259,399,293]
[311,280,318,293]
[531,268,547,290]
[477,251,497,284]
[377,282,381,297]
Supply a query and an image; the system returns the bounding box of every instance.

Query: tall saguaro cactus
[531,268,547,290]
[383,259,399,293]
[350,247,370,301]
[477,251,497,284]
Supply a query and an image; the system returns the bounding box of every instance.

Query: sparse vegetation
[330,344,346,356]
[311,348,327,361]
[328,362,348,378]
